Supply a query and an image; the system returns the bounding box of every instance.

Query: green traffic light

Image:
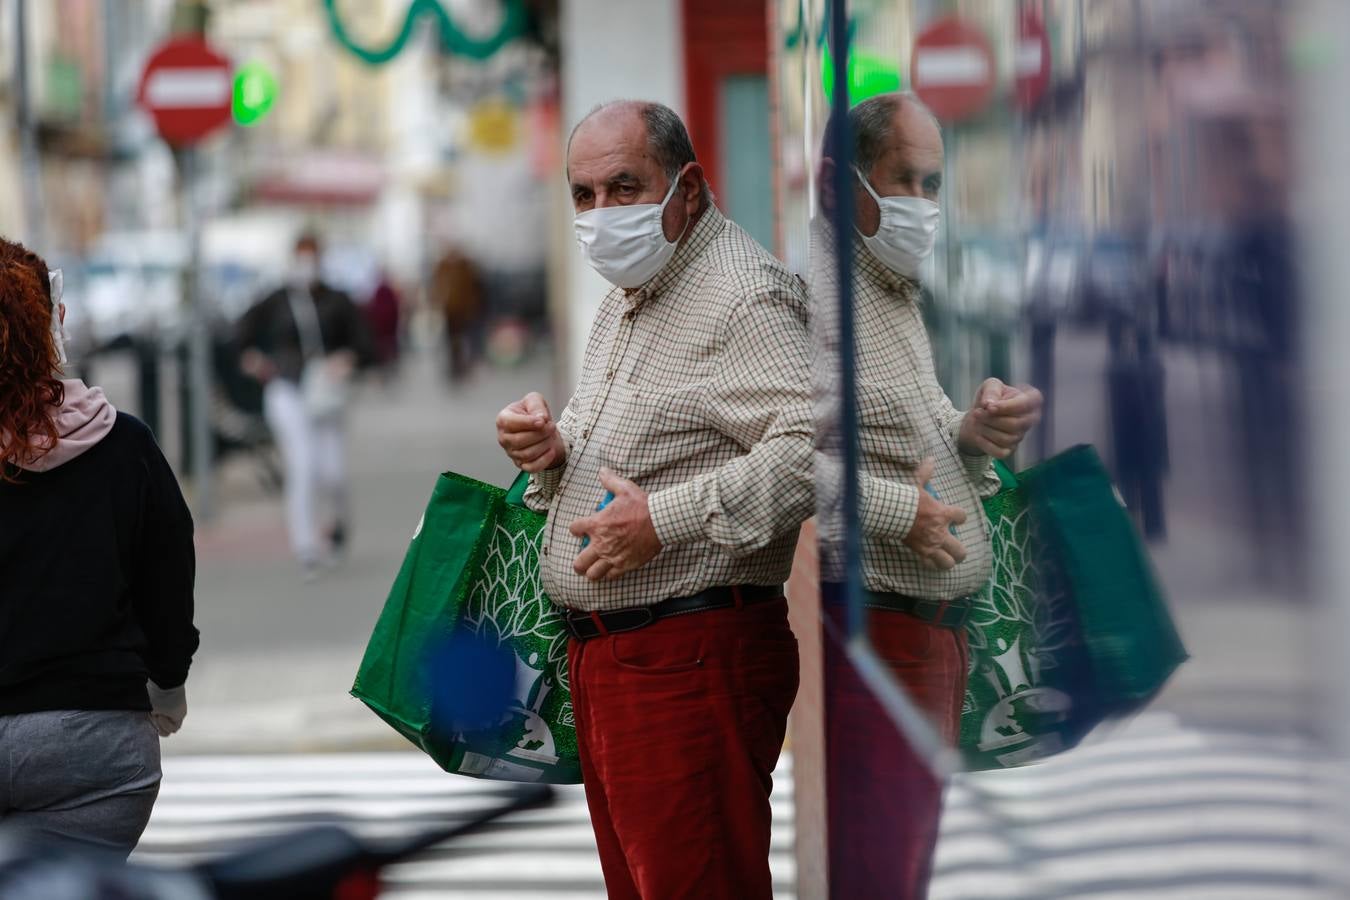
[822,45,904,106]
[233,61,278,127]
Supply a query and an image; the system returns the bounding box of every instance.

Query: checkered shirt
[812,231,1000,601]
[524,206,815,611]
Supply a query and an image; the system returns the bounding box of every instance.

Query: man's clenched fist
[496,392,567,473]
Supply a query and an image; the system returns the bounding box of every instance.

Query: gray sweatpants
[0,709,162,858]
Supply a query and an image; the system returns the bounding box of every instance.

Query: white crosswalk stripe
[133,753,796,897]
[933,715,1346,899]
[131,715,1343,898]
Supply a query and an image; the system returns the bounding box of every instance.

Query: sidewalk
[169,347,560,755]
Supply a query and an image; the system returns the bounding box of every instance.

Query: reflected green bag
[959,444,1187,770]
[352,472,581,784]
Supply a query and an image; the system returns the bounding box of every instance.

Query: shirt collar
[625,204,727,307]
[852,236,920,299]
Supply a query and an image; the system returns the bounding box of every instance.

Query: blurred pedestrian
[430,246,483,382]
[1107,317,1169,540]
[237,232,375,579]
[496,100,813,899]
[364,269,403,384]
[815,94,1043,898]
[0,237,199,858]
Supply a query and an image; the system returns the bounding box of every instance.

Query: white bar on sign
[1016,40,1044,75]
[914,47,991,87]
[145,68,230,108]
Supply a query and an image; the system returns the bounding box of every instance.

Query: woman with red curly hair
[0,237,198,857]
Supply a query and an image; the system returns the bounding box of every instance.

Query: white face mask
[48,268,67,368]
[293,254,320,289]
[574,173,685,289]
[854,168,941,278]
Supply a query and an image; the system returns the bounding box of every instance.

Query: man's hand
[903,459,968,570]
[958,378,1044,459]
[569,469,662,581]
[240,349,277,384]
[496,392,566,473]
[325,349,357,380]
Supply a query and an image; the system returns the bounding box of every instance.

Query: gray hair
[569,100,711,203]
[847,92,939,174]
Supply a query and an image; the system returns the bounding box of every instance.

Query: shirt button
[582,428,590,438]
[542,545,549,556]
[606,370,614,380]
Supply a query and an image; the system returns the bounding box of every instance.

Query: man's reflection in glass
[812,92,1043,896]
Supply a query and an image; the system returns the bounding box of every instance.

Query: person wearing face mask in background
[812,93,1044,897]
[237,232,375,579]
[493,100,814,899]
[0,237,199,857]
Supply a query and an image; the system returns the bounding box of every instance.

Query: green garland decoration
[323,0,527,65]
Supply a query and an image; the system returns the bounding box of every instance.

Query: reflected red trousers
[825,607,969,899]
[567,599,799,900]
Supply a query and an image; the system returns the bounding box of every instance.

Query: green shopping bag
[959,444,1187,770]
[352,472,581,784]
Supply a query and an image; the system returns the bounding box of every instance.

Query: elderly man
[815,92,1043,896]
[495,100,813,899]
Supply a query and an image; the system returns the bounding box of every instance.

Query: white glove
[147,680,187,737]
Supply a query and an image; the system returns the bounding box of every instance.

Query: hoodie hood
[17,379,117,472]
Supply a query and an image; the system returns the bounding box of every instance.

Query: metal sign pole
[178,146,214,521]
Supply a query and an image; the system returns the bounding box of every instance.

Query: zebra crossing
[131,714,1342,898]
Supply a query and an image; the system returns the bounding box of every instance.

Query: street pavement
[96,341,568,754]
[130,714,1341,898]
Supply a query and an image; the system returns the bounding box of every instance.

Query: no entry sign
[910,15,995,123]
[1016,12,1052,110]
[137,37,233,146]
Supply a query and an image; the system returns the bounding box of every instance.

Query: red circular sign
[910,16,996,123]
[137,38,233,146]
[1015,12,1052,110]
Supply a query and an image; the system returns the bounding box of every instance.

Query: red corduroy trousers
[567,598,799,900]
[826,606,969,899]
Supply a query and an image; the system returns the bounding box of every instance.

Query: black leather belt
[562,585,783,641]
[861,589,975,629]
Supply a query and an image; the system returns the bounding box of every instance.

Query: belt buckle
[561,610,587,641]
[948,599,973,629]
[912,598,943,625]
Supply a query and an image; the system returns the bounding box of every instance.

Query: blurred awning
[250,151,386,206]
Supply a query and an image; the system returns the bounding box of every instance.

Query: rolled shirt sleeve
[523,403,578,514]
[938,396,1002,500]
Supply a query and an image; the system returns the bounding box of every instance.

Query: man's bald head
[848,92,942,179]
[567,101,709,203]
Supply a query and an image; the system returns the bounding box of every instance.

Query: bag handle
[992,458,1019,491]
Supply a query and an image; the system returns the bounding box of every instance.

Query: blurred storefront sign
[250,151,386,206]
[821,44,904,107]
[466,99,522,154]
[232,61,279,128]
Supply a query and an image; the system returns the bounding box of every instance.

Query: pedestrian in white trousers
[262,378,348,569]
[237,233,374,577]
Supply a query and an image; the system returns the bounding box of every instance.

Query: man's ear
[680,162,706,210]
[818,157,837,215]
